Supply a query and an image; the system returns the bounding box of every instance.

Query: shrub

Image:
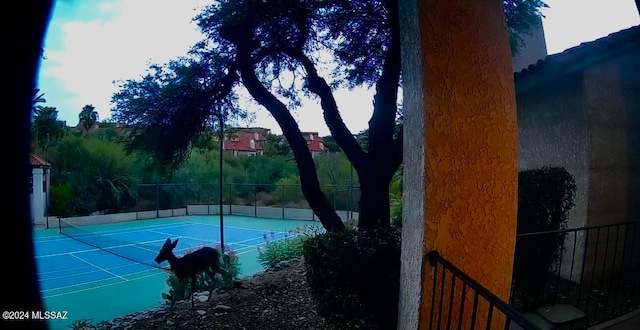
[302,227,401,330]
[390,194,402,227]
[161,246,241,308]
[512,166,576,309]
[69,319,96,330]
[49,184,74,217]
[257,226,311,269]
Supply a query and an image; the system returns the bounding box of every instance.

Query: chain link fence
[135,183,361,220]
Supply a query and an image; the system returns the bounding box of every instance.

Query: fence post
[228,183,232,215]
[333,184,336,210]
[136,184,139,220]
[254,184,257,217]
[281,184,285,219]
[156,182,159,218]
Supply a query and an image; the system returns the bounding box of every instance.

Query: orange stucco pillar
[398,0,518,329]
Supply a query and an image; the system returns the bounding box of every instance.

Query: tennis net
[59,218,170,270]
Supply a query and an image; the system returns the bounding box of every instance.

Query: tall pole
[218,109,225,254]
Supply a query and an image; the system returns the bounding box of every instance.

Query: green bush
[161,247,241,308]
[49,184,74,217]
[257,236,305,269]
[257,226,312,269]
[302,227,401,330]
[69,319,96,330]
[512,166,576,310]
[390,194,402,227]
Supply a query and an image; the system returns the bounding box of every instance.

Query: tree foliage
[32,106,67,150]
[111,0,547,231]
[78,104,99,134]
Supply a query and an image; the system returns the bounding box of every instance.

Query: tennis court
[34,215,316,330]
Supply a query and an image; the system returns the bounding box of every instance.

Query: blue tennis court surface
[34,215,316,329]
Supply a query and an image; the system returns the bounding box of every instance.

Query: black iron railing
[426,251,540,330]
[511,220,640,326]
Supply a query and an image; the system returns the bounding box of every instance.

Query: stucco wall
[398,0,426,328]
[515,46,640,282]
[512,18,548,73]
[582,48,640,280]
[517,73,589,229]
[418,0,518,328]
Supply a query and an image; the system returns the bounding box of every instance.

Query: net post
[58,217,61,234]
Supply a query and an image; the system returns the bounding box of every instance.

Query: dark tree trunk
[358,168,393,230]
[288,0,404,231]
[234,45,344,231]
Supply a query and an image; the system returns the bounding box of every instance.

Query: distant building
[223,127,270,156]
[301,132,328,158]
[29,154,50,225]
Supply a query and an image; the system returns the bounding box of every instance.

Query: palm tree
[78,104,99,135]
[32,88,46,149]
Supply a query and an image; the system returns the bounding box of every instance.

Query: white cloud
[39,0,209,125]
[542,0,639,54]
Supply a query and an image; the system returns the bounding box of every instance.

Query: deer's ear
[164,238,171,246]
[171,239,179,248]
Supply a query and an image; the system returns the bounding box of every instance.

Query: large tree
[112,0,547,231]
[32,106,66,149]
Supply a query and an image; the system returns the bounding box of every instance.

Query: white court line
[36,237,169,258]
[68,253,128,281]
[36,222,194,244]
[42,269,164,298]
[41,267,160,293]
[183,220,293,234]
[39,256,156,278]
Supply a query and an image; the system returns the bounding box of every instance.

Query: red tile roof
[301,132,327,153]
[30,154,50,167]
[224,131,266,152]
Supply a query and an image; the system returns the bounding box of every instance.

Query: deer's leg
[190,275,196,308]
[204,269,216,300]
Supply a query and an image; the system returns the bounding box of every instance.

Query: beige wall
[512,18,548,73]
[515,46,640,282]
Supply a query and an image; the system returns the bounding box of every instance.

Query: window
[309,134,314,140]
[250,139,255,149]
[320,143,324,150]
[254,132,259,140]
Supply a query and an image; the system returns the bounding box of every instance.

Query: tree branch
[235,40,344,231]
[287,49,367,173]
[368,1,402,151]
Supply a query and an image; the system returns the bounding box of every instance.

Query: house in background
[223,127,270,156]
[301,132,328,157]
[30,154,50,225]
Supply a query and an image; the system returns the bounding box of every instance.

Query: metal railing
[426,251,540,330]
[511,220,640,327]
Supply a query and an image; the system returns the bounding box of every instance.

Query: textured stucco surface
[397,0,426,329]
[515,46,640,282]
[511,18,548,73]
[516,74,590,281]
[418,0,519,328]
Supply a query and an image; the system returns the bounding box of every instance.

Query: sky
[36,0,640,136]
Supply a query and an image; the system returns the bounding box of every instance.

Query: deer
[154,238,227,308]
